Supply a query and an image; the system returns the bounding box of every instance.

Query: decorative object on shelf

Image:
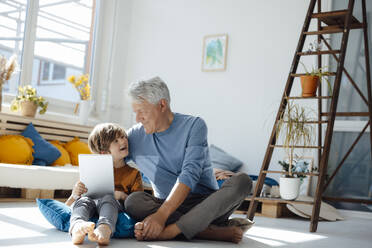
[202,34,228,72]
[300,62,333,97]
[78,99,93,125]
[68,74,92,124]
[68,73,91,101]
[0,54,18,112]
[276,102,315,200]
[279,157,317,199]
[10,85,48,117]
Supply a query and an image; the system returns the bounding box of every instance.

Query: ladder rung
[291,73,336,77]
[281,121,328,124]
[285,96,332,100]
[304,29,345,35]
[297,50,341,56]
[321,112,370,117]
[263,170,319,176]
[311,10,361,27]
[312,10,348,19]
[270,145,323,149]
[248,197,314,205]
[321,23,364,31]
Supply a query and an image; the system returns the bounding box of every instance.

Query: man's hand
[72,181,87,198]
[114,191,128,201]
[142,210,168,240]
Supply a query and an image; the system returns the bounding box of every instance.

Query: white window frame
[2,0,104,123]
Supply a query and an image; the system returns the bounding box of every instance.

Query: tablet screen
[78,154,114,199]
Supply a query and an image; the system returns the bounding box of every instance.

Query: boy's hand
[72,181,87,199]
[114,191,128,201]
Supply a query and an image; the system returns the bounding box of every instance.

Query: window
[0,0,27,94]
[0,0,97,105]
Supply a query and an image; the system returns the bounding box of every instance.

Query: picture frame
[283,156,314,196]
[202,34,228,71]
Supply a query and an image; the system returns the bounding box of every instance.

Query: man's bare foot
[71,221,95,245]
[89,224,112,246]
[196,225,243,243]
[157,224,181,240]
[134,222,145,241]
[228,218,255,233]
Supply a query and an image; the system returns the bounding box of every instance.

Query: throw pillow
[64,137,91,166]
[209,144,243,172]
[0,135,34,164]
[21,123,61,166]
[36,198,135,238]
[50,141,71,166]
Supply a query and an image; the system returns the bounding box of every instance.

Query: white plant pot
[280,177,301,200]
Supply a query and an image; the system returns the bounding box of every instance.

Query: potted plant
[10,85,48,117]
[276,101,315,200]
[300,62,333,97]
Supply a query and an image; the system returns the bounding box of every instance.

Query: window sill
[1,103,98,127]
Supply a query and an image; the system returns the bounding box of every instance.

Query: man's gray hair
[129,76,171,105]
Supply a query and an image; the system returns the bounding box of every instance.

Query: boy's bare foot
[134,222,145,241]
[71,221,95,245]
[196,225,243,243]
[89,224,112,246]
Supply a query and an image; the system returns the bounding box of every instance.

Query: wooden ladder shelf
[246,0,372,232]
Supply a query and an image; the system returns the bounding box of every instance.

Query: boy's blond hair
[88,123,127,154]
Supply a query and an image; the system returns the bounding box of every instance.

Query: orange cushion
[50,140,71,166]
[0,135,34,165]
[64,137,91,166]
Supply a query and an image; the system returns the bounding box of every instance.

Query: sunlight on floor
[245,226,327,247]
[147,245,172,248]
[0,219,45,239]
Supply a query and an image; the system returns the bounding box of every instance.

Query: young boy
[65,123,143,245]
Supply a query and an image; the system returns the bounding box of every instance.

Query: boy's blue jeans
[69,194,122,235]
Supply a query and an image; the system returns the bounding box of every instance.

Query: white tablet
[78,154,115,199]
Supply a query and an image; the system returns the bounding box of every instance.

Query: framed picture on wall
[202,34,228,71]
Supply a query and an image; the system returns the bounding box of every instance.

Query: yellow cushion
[0,135,34,165]
[64,137,91,166]
[50,140,71,166]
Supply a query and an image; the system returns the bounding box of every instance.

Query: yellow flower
[68,75,76,83]
[67,73,91,100]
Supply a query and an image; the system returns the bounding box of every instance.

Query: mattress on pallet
[0,163,79,190]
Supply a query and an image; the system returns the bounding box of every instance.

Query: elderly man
[124,76,252,243]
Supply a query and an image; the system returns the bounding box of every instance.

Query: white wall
[110,0,328,178]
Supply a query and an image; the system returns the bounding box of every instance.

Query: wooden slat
[270,145,323,149]
[321,23,364,30]
[282,120,328,124]
[312,10,348,19]
[249,197,314,205]
[305,29,346,35]
[262,170,320,176]
[312,10,361,27]
[321,112,370,117]
[285,96,332,99]
[0,113,92,143]
[297,50,341,56]
[291,72,336,77]
[0,113,92,133]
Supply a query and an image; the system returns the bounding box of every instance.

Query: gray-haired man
[124,76,253,243]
